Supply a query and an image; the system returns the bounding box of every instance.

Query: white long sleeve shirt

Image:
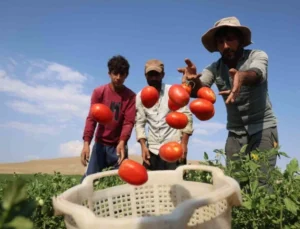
[135,83,194,155]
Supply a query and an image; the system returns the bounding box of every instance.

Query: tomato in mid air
[197,87,216,104]
[141,86,159,108]
[91,103,113,124]
[168,99,181,111]
[182,83,192,95]
[159,142,183,163]
[168,84,190,108]
[118,159,148,186]
[189,98,215,121]
[166,111,188,129]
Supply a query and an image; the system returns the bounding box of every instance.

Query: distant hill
[0,155,200,175]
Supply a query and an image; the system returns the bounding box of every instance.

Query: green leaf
[2,179,28,210]
[240,144,248,153]
[278,151,290,158]
[204,152,208,160]
[5,216,33,229]
[286,159,299,176]
[243,200,252,210]
[284,197,298,215]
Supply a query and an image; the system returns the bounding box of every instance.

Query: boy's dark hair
[107,55,130,76]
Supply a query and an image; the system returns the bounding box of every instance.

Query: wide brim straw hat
[201,16,253,53]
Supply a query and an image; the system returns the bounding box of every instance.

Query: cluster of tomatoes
[89,83,216,187]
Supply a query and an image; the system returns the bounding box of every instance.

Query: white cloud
[193,122,226,135]
[0,59,91,121]
[6,100,44,115]
[59,140,83,157]
[33,62,87,83]
[0,121,59,135]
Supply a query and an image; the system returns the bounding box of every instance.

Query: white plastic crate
[52,165,242,229]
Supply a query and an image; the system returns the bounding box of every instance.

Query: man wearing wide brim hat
[178,16,279,188]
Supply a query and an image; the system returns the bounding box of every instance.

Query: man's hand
[81,143,90,166]
[179,142,188,163]
[116,140,125,164]
[141,146,151,166]
[219,68,243,104]
[178,58,202,83]
[178,58,202,96]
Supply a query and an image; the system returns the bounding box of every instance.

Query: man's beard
[148,80,162,89]
[221,48,243,62]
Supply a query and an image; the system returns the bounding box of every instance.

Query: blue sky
[0,0,299,170]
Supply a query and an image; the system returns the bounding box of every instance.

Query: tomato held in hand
[189,98,215,121]
[159,141,183,163]
[168,99,181,111]
[141,86,159,108]
[168,84,190,108]
[197,87,216,104]
[182,83,192,95]
[166,111,188,129]
[118,159,148,186]
[91,103,113,124]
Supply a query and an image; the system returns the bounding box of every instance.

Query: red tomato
[168,99,181,111]
[118,159,148,186]
[91,103,113,124]
[166,111,188,129]
[159,142,183,162]
[182,83,192,95]
[189,98,215,121]
[141,86,159,108]
[168,84,190,107]
[195,106,215,121]
[197,87,216,104]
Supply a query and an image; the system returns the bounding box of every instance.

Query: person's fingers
[184,58,195,68]
[117,148,124,165]
[219,90,231,95]
[225,93,235,104]
[81,153,87,166]
[143,150,151,165]
[177,67,186,73]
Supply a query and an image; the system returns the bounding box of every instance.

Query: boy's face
[109,71,128,88]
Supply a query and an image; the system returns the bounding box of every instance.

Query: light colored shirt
[135,83,194,155]
[200,49,277,136]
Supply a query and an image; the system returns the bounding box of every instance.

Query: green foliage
[0,147,299,229]
[194,147,300,229]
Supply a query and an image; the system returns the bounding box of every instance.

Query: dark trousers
[143,151,187,171]
[81,142,128,183]
[225,126,278,187]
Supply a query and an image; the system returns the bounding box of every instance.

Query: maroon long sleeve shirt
[83,83,136,146]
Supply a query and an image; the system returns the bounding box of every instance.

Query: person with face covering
[80,55,136,182]
[135,59,194,170]
[178,17,278,187]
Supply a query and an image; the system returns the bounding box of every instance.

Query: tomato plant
[168,84,190,107]
[166,111,188,129]
[168,99,181,111]
[91,103,113,124]
[140,86,159,108]
[159,141,183,162]
[189,98,214,121]
[197,87,216,104]
[118,159,148,185]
